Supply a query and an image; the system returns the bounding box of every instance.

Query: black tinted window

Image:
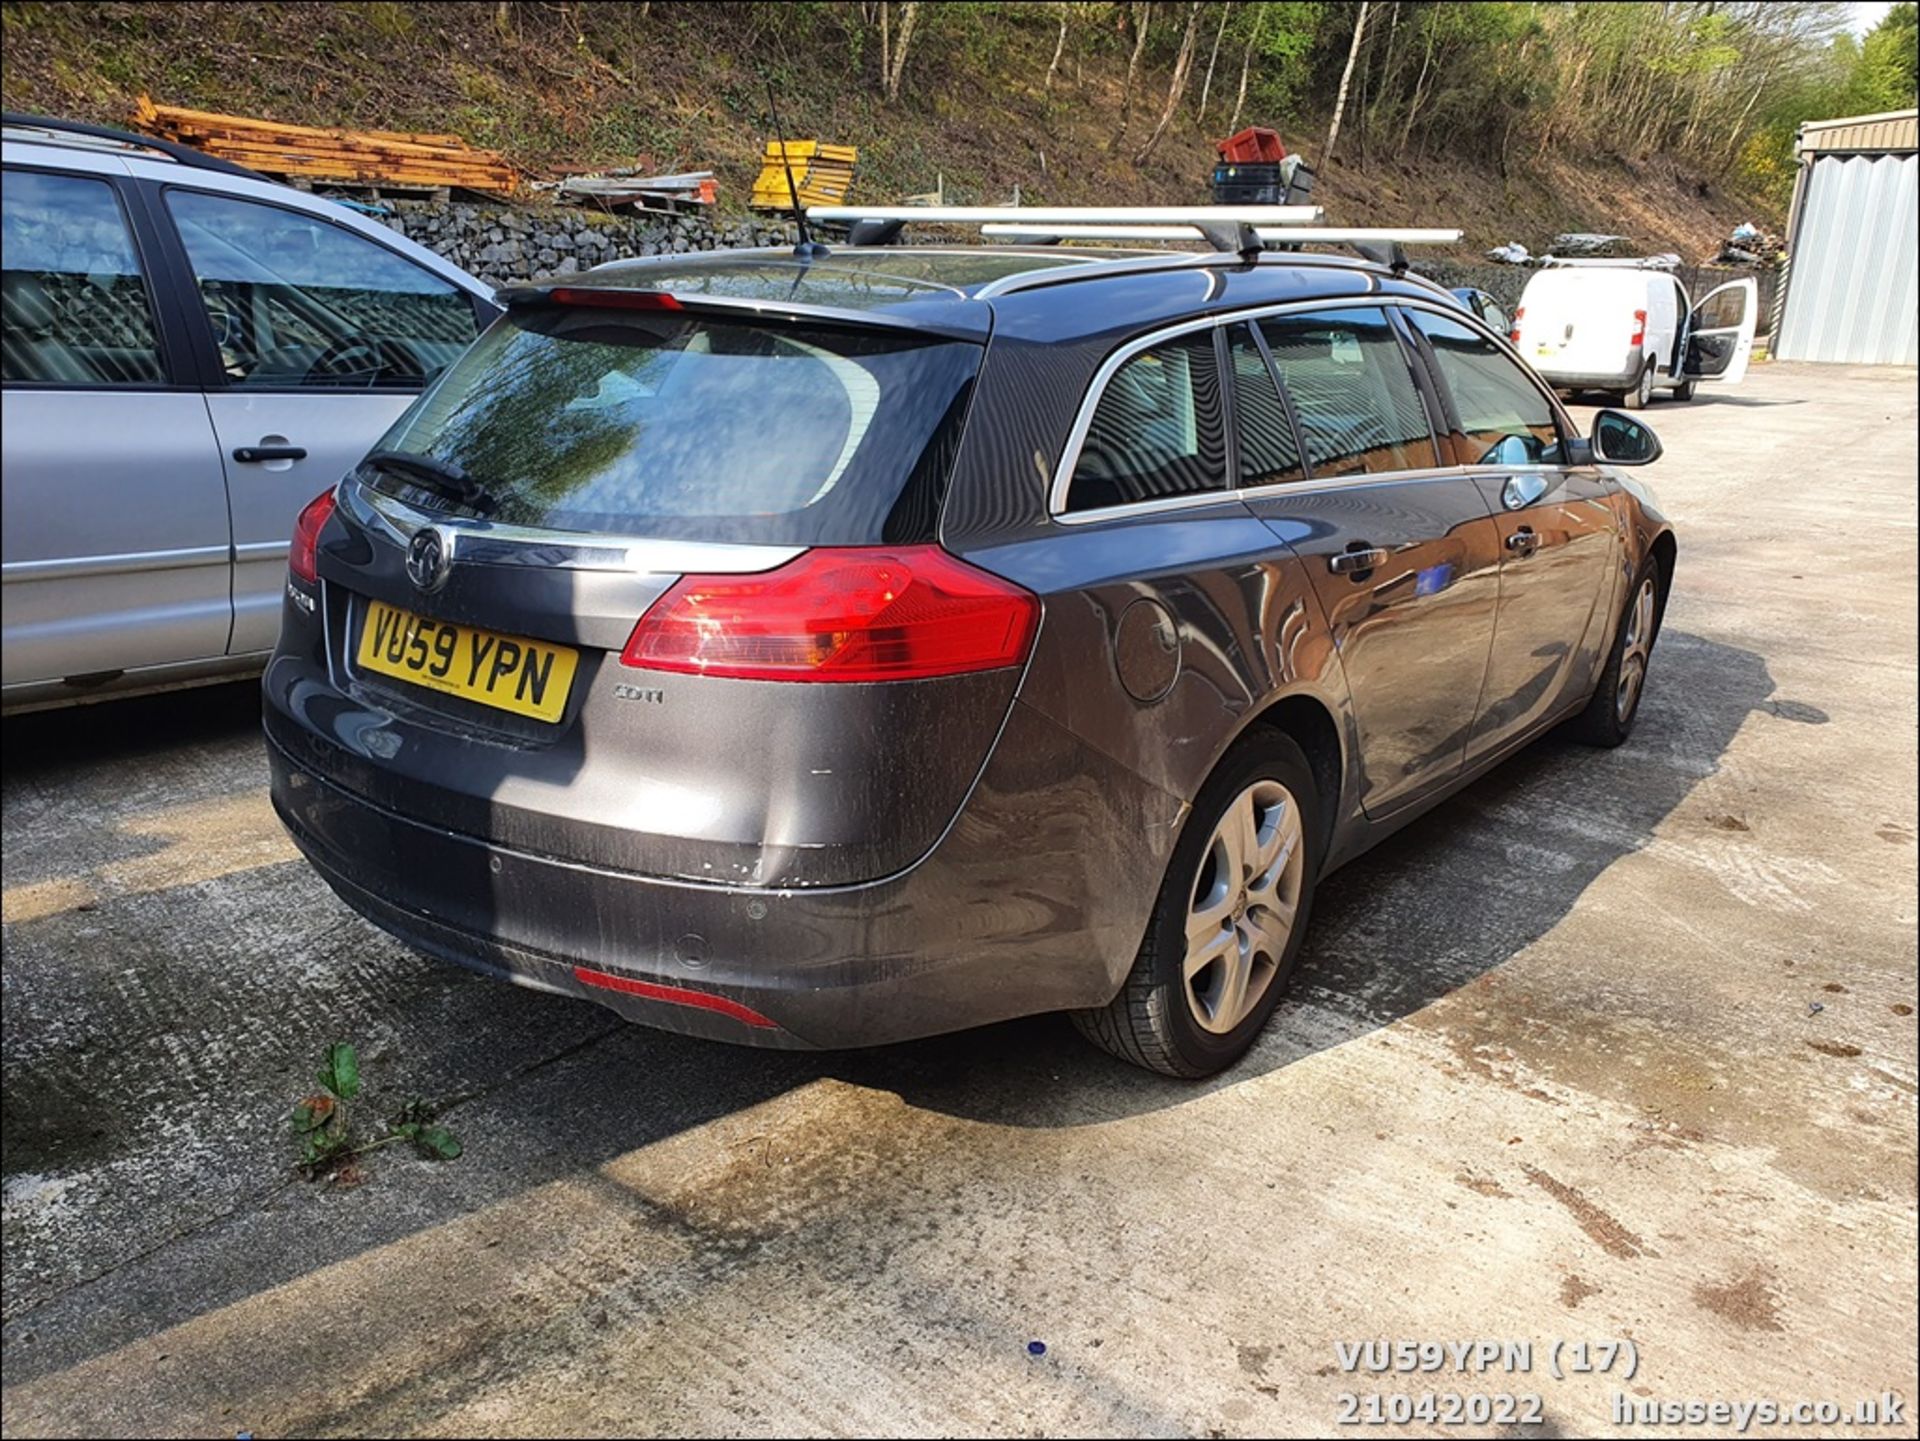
[1229,324,1305,488]
[1257,308,1437,477]
[1067,332,1226,512]
[369,306,979,545]
[1410,309,1562,467]
[166,190,477,389]
[2,170,163,386]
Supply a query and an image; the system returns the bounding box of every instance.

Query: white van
[1512,263,1758,408]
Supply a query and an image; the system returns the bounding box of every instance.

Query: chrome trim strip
[1046,293,1541,523]
[235,540,289,561]
[1,544,229,582]
[341,481,803,575]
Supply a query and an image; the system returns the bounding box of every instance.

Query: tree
[1853,1,1919,110]
[1323,0,1371,166]
[1116,1,1154,141]
[1227,4,1266,133]
[886,1,921,102]
[1196,2,1233,119]
[1044,2,1072,95]
[1137,1,1203,162]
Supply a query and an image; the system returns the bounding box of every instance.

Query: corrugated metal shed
[1774,110,1920,366]
[1796,110,1919,157]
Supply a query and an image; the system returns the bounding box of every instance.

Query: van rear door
[1680,278,1759,386]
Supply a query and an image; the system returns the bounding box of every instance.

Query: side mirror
[1590,409,1663,466]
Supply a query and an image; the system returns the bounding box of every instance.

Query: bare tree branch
[1136,0,1202,163]
[1322,0,1371,167]
[1228,3,1264,134]
[1196,1,1232,120]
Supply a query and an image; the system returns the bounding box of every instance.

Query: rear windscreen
[363,306,981,544]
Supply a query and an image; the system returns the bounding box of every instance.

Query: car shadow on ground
[0,630,1816,1382]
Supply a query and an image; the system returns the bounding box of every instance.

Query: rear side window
[368,306,980,545]
[1259,308,1438,477]
[1409,309,1563,467]
[165,189,477,389]
[1227,324,1305,488]
[2,170,163,386]
[1067,331,1226,512]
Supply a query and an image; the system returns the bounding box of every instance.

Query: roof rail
[1,110,269,181]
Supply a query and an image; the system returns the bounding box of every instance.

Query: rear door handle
[1506,526,1540,553]
[1329,547,1387,576]
[232,445,308,463]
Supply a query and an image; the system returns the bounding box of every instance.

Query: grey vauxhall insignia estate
[264,244,1674,1077]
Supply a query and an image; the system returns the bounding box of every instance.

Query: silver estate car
[1,113,497,712]
[266,242,1675,1077]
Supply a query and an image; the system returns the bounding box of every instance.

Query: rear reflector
[1630,308,1647,347]
[546,287,684,311]
[289,486,337,586]
[621,545,1039,683]
[572,967,777,1029]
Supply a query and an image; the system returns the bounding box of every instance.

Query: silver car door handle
[1329,547,1387,575]
[1505,527,1541,553]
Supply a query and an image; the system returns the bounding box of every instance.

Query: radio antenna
[763,77,829,259]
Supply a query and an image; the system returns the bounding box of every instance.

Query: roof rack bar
[1,109,269,181]
[809,204,1323,226]
[980,224,1462,244]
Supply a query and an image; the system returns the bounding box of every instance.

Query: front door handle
[1505,526,1541,553]
[1329,546,1387,576]
[232,445,308,463]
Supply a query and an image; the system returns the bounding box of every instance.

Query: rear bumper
[266,697,1180,1049]
[1532,364,1641,390]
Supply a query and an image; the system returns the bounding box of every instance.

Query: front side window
[1257,308,1438,477]
[164,190,477,389]
[1066,331,1226,512]
[1409,309,1563,467]
[2,170,163,386]
[1228,324,1306,488]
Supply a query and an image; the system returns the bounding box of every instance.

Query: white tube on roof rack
[980,224,1463,244]
[807,204,1324,226]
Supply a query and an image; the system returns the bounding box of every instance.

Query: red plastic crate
[1215,126,1287,164]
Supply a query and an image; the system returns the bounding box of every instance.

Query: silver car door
[158,185,482,656]
[1,166,230,690]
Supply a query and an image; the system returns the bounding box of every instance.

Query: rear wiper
[362,449,496,513]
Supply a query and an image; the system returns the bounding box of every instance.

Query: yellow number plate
[356,599,578,723]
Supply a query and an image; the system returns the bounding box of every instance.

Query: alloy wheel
[1615,575,1658,724]
[1183,780,1306,1035]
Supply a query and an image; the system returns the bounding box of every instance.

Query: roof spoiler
[492,282,990,342]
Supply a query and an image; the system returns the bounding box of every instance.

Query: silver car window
[1,169,164,387]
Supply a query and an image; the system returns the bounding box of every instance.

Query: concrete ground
[2,361,1915,1438]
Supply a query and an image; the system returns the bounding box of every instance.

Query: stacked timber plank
[750,140,857,210]
[132,95,516,194]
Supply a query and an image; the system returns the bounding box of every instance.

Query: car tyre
[1566,555,1665,748]
[1670,378,1697,402]
[1621,362,1656,410]
[1072,733,1323,1078]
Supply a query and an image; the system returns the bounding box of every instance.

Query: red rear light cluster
[1509,306,1524,344]
[621,545,1039,683]
[1630,308,1648,347]
[289,487,338,586]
